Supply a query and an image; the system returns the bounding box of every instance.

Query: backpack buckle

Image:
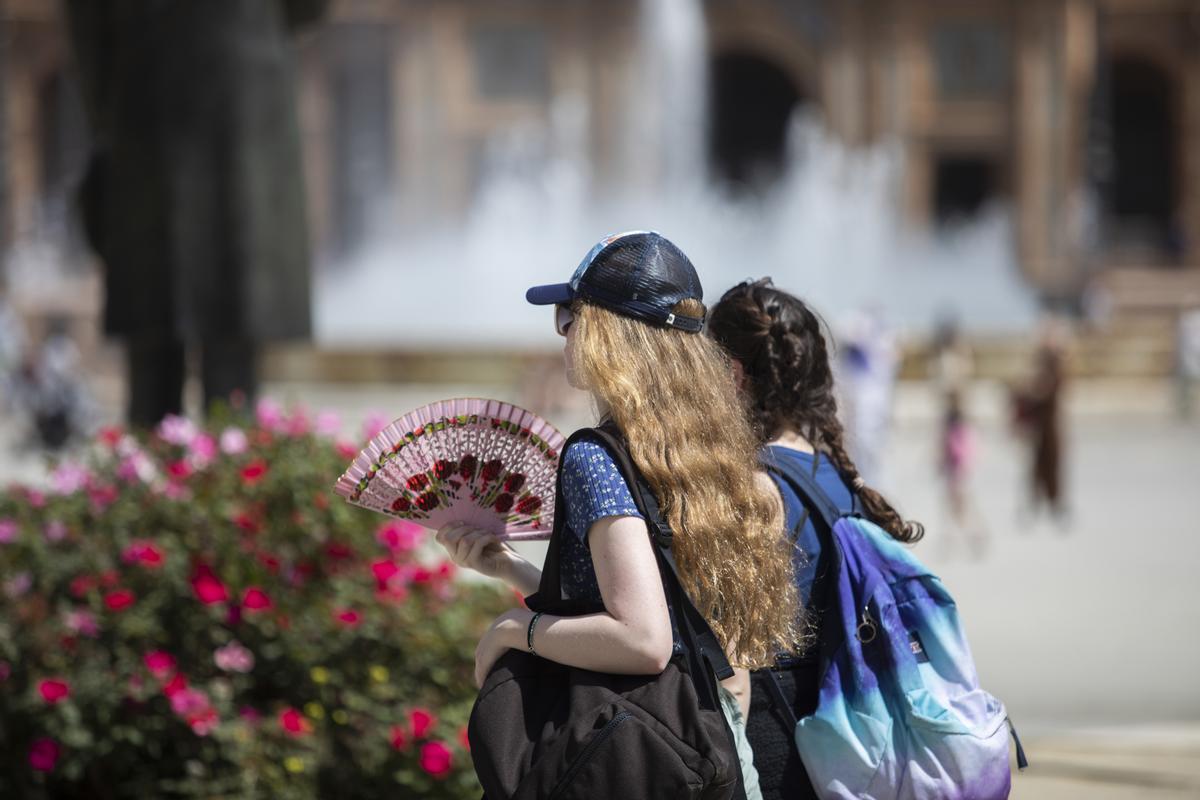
[651,521,673,548]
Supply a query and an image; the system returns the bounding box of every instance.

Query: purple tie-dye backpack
[763,458,1027,800]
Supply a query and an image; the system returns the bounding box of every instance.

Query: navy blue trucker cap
[525,231,705,332]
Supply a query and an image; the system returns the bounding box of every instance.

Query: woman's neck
[767,427,815,454]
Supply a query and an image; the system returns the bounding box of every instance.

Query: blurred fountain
[315,0,1035,348]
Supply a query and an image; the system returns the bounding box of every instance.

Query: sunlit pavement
[3,376,1198,796]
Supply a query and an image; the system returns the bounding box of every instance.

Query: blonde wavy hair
[573,299,802,668]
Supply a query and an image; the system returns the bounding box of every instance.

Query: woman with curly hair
[436,234,801,799]
[707,278,924,800]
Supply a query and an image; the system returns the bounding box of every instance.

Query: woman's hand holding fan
[334,399,564,541]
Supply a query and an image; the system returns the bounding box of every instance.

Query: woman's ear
[730,358,746,391]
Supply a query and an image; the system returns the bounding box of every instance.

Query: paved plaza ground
[3,375,1198,797]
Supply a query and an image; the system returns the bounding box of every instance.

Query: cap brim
[525,283,575,306]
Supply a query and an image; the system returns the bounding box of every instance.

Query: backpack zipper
[548,710,633,799]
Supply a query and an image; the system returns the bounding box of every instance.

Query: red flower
[144,651,177,680]
[335,441,358,460]
[411,567,434,585]
[28,738,60,772]
[371,560,400,591]
[279,707,312,737]
[38,679,70,704]
[504,473,526,492]
[191,565,229,605]
[459,455,478,480]
[419,740,453,778]
[69,575,95,598]
[242,587,272,611]
[433,459,457,480]
[123,542,164,567]
[410,708,436,738]
[187,706,219,736]
[334,608,361,627]
[257,552,281,573]
[481,459,503,482]
[389,724,409,751]
[97,426,123,447]
[390,496,411,512]
[458,726,471,751]
[517,495,543,515]
[493,493,514,513]
[167,460,192,480]
[104,589,136,611]
[406,473,429,491]
[100,570,120,587]
[240,460,269,485]
[88,484,119,511]
[232,513,260,534]
[325,541,354,560]
[162,672,188,698]
[314,491,330,510]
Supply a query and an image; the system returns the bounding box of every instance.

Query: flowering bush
[0,403,512,799]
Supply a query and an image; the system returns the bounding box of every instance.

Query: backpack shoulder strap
[589,423,735,683]
[761,449,845,530]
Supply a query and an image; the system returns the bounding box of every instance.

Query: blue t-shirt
[558,433,644,603]
[762,445,854,607]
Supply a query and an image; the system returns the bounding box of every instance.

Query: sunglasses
[554,304,575,337]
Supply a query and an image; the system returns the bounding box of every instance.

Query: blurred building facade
[2,0,1199,325]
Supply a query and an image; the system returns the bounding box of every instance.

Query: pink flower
[410,708,436,738]
[240,460,269,485]
[0,661,11,681]
[279,707,312,737]
[104,589,136,611]
[220,427,248,455]
[314,410,341,437]
[160,481,191,501]
[376,520,424,554]
[157,414,197,446]
[191,565,229,605]
[419,740,453,778]
[188,433,218,466]
[333,608,361,627]
[362,411,389,441]
[335,440,358,461]
[49,462,90,495]
[241,587,272,611]
[371,560,401,592]
[214,641,255,673]
[26,490,46,508]
[88,484,119,512]
[43,520,67,542]
[0,518,16,544]
[239,706,262,724]
[144,651,177,680]
[123,541,164,568]
[28,738,60,772]
[170,687,210,716]
[285,407,311,437]
[64,610,99,637]
[117,452,158,483]
[97,426,123,447]
[256,398,287,432]
[187,706,219,736]
[38,679,70,704]
[4,572,32,599]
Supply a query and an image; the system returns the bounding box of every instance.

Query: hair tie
[852,476,866,491]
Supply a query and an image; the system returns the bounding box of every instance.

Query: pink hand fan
[334,398,565,541]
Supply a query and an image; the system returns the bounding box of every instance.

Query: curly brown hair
[573,299,803,668]
[707,278,924,544]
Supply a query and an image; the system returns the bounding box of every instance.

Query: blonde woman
[436,232,800,799]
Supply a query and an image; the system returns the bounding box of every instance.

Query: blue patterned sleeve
[560,435,644,543]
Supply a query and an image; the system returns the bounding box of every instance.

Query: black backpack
[468,425,746,800]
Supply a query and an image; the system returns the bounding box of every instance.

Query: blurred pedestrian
[0,288,28,415]
[837,307,898,487]
[1011,318,1070,525]
[9,319,93,451]
[63,0,326,427]
[708,278,925,800]
[929,317,986,554]
[1176,308,1200,419]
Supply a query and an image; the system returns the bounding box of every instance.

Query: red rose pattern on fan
[344,412,557,533]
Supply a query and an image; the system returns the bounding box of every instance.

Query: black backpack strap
[589,424,736,683]
[761,449,845,530]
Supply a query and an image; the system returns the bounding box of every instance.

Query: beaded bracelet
[526,611,544,655]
